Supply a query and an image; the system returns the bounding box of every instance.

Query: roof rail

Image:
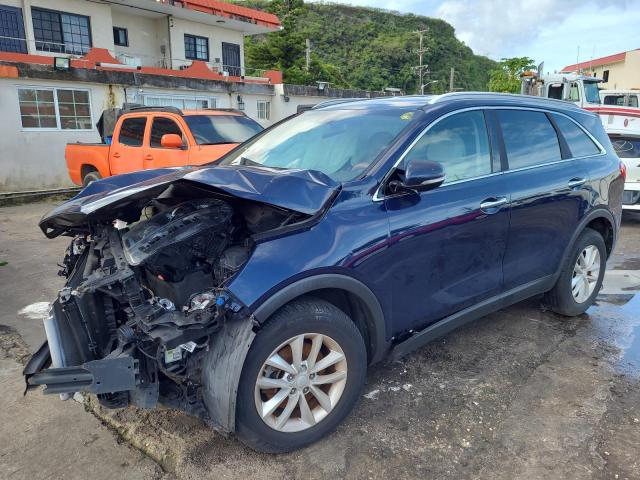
[311,98,369,109]
[429,91,581,109]
[124,105,184,115]
[203,108,246,115]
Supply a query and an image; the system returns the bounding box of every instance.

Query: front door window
[403,110,493,183]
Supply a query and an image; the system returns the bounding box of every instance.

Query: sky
[319,0,640,73]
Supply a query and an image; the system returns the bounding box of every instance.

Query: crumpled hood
[40,165,339,237]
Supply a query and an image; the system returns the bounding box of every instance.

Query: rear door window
[404,110,492,183]
[150,117,184,148]
[118,117,147,147]
[551,114,601,158]
[497,110,561,169]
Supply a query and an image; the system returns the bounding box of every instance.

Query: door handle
[568,177,587,189]
[480,196,508,213]
[112,152,121,158]
[144,154,153,160]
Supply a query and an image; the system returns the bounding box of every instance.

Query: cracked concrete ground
[1,201,639,479]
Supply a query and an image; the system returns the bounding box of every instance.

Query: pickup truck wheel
[236,298,366,453]
[545,228,606,316]
[82,170,101,186]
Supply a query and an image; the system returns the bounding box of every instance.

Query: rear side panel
[568,111,624,230]
[65,143,110,185]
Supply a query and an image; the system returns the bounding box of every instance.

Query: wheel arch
[555,208,616,282]
[80,164,98,177]
[250,274,389,365]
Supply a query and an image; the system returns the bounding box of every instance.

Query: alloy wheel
[254,333,348,432]
[572,245,601,303]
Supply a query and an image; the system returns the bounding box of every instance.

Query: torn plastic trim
[201,317,256,433]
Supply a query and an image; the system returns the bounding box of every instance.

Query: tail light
[619,161,627,182]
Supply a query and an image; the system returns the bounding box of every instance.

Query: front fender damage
[202,317,256,433]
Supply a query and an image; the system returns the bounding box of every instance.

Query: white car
[611,133,640,211]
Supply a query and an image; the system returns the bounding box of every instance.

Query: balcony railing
[0,36,281,85]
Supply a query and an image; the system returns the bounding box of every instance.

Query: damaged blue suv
[25,94,624,452]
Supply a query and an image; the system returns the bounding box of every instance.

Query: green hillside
[237,0,497,93]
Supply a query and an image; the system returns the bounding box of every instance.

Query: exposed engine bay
[24,185,307,418]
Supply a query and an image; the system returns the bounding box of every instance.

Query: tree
[488,57,536,93]
[240,0,497,90]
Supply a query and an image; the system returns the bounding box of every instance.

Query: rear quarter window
[497,110,561,169]
[551,114,601,157]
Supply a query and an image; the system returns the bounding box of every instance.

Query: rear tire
[545,228,606,316]
[235,297,367,453]
[82,170,101,186]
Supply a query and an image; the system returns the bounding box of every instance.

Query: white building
[0,0,393,192]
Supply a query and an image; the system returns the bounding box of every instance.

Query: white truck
[520,72,603,108]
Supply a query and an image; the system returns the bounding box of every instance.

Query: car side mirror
[161,134,183,149]
[396,159,445,192]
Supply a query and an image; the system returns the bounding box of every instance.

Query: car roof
[312,92,583,114]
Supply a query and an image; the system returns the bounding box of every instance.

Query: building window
[143,95,216,110]
[184,34,208,61]
[113,26,128,47]
[222,42,241,76]
[18,87,92,130]
[257,100,270,120]
[32,7,91,55]
[56,89,92,129]
[602,70,609,82]
[0,5,27,53]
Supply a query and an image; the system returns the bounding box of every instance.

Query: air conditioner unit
[115,53,142,68]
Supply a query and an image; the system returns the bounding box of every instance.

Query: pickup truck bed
[66,143,110,186]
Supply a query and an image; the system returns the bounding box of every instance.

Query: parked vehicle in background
[65,106,264,186]
[521,72,602,108]
[610,130,640,211]
[600,90,640,108]
[25,94,623,453]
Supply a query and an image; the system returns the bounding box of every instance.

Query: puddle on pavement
[590,294,640,377]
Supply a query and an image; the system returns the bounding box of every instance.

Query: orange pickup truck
[65,106,264,186]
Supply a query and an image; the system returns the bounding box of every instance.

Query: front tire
[236,298,367,453]
[545,228,606,316]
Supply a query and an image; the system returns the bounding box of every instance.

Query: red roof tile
[176,0,280,28]
[560,50,635,73]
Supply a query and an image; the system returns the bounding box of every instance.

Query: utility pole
[414,29,428,94]
[305,38,311,71]
[449,67,455,92]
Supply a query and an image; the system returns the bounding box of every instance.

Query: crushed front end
[24,195,290,418]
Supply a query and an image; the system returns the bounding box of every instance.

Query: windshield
[584,82,601,104]
[219,109,416,181]
[184,114,263,145]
